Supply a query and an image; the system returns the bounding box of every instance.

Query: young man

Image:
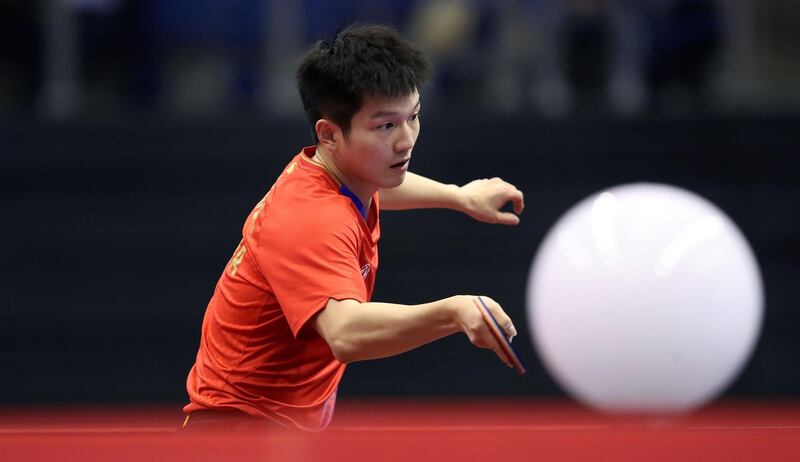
[183,24,525,432]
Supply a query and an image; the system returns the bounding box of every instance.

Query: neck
[313,146,375,209]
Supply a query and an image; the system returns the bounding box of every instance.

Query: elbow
[313,299,364,364]
[328,338,359,364]
[317,319,359,363]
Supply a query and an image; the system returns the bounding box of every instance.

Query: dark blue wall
[2,115,798,403]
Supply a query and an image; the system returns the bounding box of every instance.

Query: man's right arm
[311,295,518,366]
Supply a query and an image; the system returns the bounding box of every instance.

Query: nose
[394,120,417,153]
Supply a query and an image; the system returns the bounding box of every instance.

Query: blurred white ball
[527,183,763,413]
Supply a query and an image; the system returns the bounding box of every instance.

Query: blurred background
[1,0,798,405]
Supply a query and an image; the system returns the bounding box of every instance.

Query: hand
[452,295,518,367]
[458,177,524,225]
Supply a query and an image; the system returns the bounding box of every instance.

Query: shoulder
[256,178,361,250]
[293,195,359,237]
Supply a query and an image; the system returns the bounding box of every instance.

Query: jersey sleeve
[249,202,366,338]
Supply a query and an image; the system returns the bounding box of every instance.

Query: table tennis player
[182,24,524,432]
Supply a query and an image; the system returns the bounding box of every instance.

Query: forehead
[356,90,420,118]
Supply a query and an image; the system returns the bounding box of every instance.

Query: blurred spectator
[3,0,799,119]
[559,1,616,113]
[527,0,646,117]
[643,0,723,114]
[527,0,725,117]
[0,1,42,117]
[407,0,501,112]
[481,0,538,113]
[302,0,416,44]
[139,0,418,116]
[142,0,266,116]
[77,0,148,114]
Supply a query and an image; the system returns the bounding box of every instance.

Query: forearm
[380,172,525,225]
[379,172,466,211]
[314,297,462,363]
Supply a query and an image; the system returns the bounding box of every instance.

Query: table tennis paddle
[473,296,526,376]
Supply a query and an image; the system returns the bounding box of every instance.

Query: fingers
[494,211,520,226]
[491,179,524,225]
[460,177,525,226]
[480,296,517,340]
[511,188,525,215]
[469,296,518,368]
[498,182,524,217]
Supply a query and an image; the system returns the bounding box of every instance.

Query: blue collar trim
[339,184,367,219]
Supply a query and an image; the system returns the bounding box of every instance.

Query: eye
[409,112,419,122]
[377,122,394,131]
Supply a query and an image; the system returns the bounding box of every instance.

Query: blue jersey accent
[339,184,367,219]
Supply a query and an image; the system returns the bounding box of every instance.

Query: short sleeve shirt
[184,146,380,430]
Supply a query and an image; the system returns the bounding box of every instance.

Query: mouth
[390,158,410,170]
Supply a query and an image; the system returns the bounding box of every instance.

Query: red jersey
[185,146,380,430]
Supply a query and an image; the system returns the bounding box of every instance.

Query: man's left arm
[379,172,525,225]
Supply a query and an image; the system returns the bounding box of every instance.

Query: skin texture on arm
[312,295,517,366]
[378,171,463,210]
[379,173,525,225]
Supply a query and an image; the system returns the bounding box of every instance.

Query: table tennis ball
[527,183,763,413]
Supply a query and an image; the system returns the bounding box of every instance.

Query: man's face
[335,90,420,192]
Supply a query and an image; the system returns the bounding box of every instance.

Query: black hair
[296,24,431,142]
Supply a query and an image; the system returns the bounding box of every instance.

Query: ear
[315,119,341,152]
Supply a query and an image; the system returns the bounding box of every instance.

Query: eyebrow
[369,100,421,119]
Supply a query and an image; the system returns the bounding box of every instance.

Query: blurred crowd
[1,0,798,119]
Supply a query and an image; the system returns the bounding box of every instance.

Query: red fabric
[185,147,380,430]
